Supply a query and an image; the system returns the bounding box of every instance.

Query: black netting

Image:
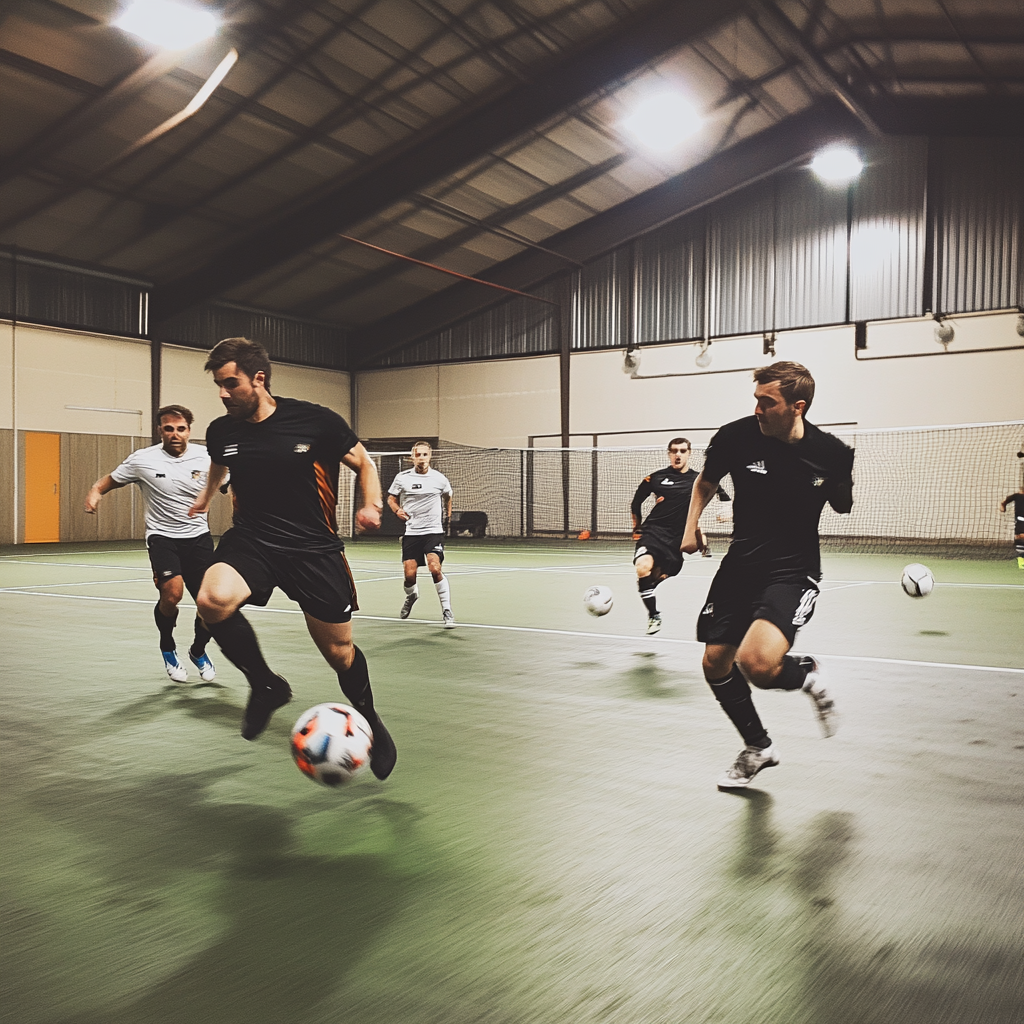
[348,423,1023,556]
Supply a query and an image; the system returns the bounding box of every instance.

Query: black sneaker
[368,714,397,780]
[241,675,292,740]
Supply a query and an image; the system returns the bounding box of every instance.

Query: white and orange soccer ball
[290,703,373,786]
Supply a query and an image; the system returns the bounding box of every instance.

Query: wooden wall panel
[62,432,98,543]
[96,434,136,542]
[0,429,14,545]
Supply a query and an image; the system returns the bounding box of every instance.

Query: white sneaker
[162,650,188,683]
[442,609,457,629]
[800,656,838,738]
[646,613,662,635]
[400,593,418,619]
[717,744,780,789]
[188,649,216,682]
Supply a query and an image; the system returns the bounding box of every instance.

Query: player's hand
[187,499,209,518]
[1000,500,1007,511]
[680,529,701,555]
[394,507,410,522]
[355,505,382,533]
[84,489,100,514]
[632,531,642,541]
[695,527,709,556]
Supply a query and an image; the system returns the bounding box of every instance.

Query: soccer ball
[901,563,935,598]
[290,703,373,786]
[583,585,614,617]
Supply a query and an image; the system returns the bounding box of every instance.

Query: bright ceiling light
[810,146,864,183]
[621,91,703,153]
[113,0,220,50]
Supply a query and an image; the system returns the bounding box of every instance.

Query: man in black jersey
[999,486,1024,569]
[630,437,713,635]
[188,337,397,780]
[681,362,854,789]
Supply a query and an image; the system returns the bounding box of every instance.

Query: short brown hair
[412,441,433,453]
[753,361,815,411]
[667,437,690,451]
[205,337,272,389]
[156,404,193,426]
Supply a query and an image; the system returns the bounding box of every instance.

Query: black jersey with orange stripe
[206,396,358,553]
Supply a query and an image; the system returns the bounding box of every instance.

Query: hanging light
[113,0,220,50]
[695,341,712,368]
[621,91,703,153]
[810,146,864,183]
[934,317,954,348]
[623,348,641,375]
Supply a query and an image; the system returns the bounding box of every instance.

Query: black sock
[154,603,177,652]
[637,578,658,616]
[337,646,378,723]
[707,665,771,748]
[769,655,809,691]
[189,615,212,658]
[205,611,276,688]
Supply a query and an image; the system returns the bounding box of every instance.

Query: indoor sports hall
[1,3,1022,1024]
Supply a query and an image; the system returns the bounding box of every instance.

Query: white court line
[0,577,152,591]
[0,559,153,572]
[3,588,1022,675]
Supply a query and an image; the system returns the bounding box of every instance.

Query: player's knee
[196,585,236,624]
[702,649,732,679]
[325,637,355,672]
[735,651,779,689]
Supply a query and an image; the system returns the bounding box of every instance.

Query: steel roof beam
[149,0,747,323]
[349,99,864,366]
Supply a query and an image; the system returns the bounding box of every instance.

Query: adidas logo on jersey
[223,444,239,457]
[294,443,311,453]
[746,461,767,474]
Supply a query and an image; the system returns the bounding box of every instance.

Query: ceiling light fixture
[621,91,703,153]
[810,146,864,183]
[695,341,712,368]
[623,348,641,375]
[934,317,955,348]
[113,0,220,50]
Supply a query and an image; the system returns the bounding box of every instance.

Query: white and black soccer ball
[290,703,373,786]
[901,563,935,598]
[583,585,614,617]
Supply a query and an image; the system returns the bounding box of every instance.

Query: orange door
[24,432,60,543]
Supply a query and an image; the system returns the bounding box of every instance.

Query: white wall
[0,322,150,436]
[356,355,559,446]
[354,313,1023,449]
[161,344,351,439]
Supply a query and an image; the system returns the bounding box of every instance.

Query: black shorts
[402,533,445,566]
[633,527,683,579]
[696,557,820,648]
[147,532,215,600]
[213,529,358,624]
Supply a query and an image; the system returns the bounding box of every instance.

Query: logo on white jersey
[294,443,311,453]
[746,461,767,475]
[191,470,202,479]
[223,444,239,457]
[411,483,423,489]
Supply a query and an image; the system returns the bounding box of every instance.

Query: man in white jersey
[85,405,218,682]
[387,441,456,628]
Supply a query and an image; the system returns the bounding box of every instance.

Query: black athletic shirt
[1008,493,1024,533]
[702,415,854,577]
[206,396,358,554]
[631,466,700,536]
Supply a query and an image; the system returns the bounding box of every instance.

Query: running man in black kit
[630,437,726,635]
[681,362,854,789]
[188,337,397,779]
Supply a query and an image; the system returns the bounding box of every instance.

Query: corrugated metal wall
[933,137,1023,314]
[370,136,1019,368]
[155,302,348,370]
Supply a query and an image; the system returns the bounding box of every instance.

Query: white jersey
[388,467,452,536]
[110,443,213,539]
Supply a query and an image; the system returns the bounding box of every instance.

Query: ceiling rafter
[149,0,747,322]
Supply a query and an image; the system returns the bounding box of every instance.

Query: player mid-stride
[188,337,396,780]
[631,437,729,635]
[85,405,217,683]
[388,442,456,628]
[681,361,854,789]
[999,486,1024,569]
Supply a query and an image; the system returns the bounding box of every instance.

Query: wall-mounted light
[1016,312,1024,338]
[695,341,712,368]
[934,317,955,348]
[810,146,864,183]
[762,331,776,357]
[113,0,220,50]
[623,348,641,375]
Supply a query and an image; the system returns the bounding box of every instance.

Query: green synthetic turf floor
[2,538,1022,1024]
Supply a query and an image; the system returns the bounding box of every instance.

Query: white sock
[404,584,418,597]
[434,576,451,613]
